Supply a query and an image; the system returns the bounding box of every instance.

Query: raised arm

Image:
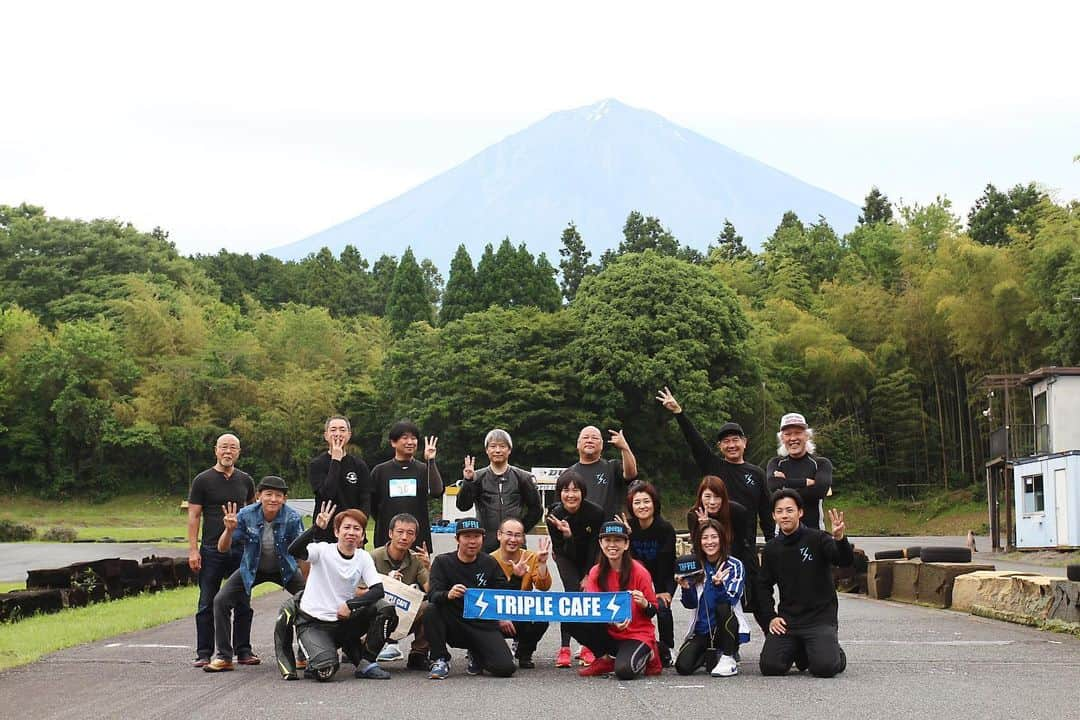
[608,429,638,481]
[424,436,444,496]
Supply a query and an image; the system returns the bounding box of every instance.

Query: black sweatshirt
[675,412,773,540]
[765,454,833,535]
[545,500,605,577]
[756,525,853,630]
[427,550,510,626]
[629,516,676,595]
[308,452,372,542]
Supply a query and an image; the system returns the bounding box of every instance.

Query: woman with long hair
[569,521,662,679]
[675,518,749,677]
[624,482,676,666]
[546,470,605,668]
[686,475,762,626]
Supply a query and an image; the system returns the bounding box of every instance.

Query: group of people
[185,389,852,682]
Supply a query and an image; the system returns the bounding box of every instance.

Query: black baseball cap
[716,422,746,442]
[599,521,629,539]
[257,475,288,492]
[456,517,485,536]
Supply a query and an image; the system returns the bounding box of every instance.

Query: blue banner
[463,589,631,623]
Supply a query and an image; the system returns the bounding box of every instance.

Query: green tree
[713,219,750,261]
[967,182,1045,246]
[385,248,433,335]
[858,186,894,226]
[440,244,478,324]
[568,251,757,487]
[558,221,593,303]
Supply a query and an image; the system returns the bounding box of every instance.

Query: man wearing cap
[567,425,639,520]
[186,433,256,667]
[309,415,372,542]
[766,413,833,534]
[424,517,516,679]
[205,475,305,672]
[656,387,772,542]
[457,428,544,553]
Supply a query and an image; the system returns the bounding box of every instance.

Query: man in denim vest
[204,475,305,672]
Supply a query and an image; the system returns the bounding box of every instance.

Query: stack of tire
[874,546,972,563]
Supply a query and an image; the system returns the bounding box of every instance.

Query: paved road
[1,534,1077,719]
[0,543,182,582]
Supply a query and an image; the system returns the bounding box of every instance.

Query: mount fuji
[269,99,860,269]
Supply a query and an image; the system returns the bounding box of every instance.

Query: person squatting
[190,410,852,682]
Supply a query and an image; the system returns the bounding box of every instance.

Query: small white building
[1013,367,1080,549]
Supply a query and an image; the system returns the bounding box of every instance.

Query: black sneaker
[466,651,482,675]
[517,654,535,669]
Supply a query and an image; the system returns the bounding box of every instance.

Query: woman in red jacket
[568,521,662,679]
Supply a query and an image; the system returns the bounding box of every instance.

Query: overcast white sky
[2,1,1077,257]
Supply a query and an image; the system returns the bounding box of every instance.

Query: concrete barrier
[886,559,996,608]
[954,573,1080,624]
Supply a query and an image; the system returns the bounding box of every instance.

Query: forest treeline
[1,183,1077,500]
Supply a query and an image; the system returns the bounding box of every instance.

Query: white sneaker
[710,654,738,677]
[377,643,404,662]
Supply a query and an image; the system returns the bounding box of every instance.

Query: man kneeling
[282,503,397,681]
[757,489,852,678]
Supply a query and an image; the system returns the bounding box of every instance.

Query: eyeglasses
[500,531,525,539]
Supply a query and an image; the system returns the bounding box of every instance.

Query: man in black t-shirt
[309,415,372,542]
[656,387,773,542]
[370,420,443,551]
[186,433,256,668]
[424,518,515,679]
[566,425,639,520]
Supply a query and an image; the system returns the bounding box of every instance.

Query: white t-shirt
[300,542,382,622]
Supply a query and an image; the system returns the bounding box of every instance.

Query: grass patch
[0,582,24,593]
[0,494,187,542]
[836,488,987,536]
[0,583,280,671]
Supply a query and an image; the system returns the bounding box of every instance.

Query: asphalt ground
[1,534,1077,719]
[0,543,180,582]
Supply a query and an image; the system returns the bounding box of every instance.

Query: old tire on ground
[920,546,971,563]
[904,546,921,559]
[874,550,904,560]
[1067,564,1080,581]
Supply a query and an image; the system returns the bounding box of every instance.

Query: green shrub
[42,526,78,542]
[0,519,36,541]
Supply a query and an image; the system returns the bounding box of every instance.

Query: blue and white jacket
[679,555,750,644]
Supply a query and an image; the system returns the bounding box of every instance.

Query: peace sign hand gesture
[536,536,551,565]
[510,554,530,577]
[221,502,239,532]
[315,500,337,530]
[424,436,439,461]
[694,506,709,527]
[829,508,846,541]
[329,434,346,462]
[547,513,571,538]
[462,455,476,481]
[655,386,682,414]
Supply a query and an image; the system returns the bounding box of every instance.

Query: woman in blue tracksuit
[675,518,749,677]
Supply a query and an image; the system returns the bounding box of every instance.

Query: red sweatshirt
[584,558,659,646]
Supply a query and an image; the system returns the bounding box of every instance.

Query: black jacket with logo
[308,452,372,542]
[756,524,853,630]
[428,550,511,626]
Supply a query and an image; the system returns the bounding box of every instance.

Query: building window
[1022,474,1044,514]
[1033,391,1048,453]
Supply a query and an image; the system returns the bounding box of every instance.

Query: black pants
[554,556,585,646]
[675,603,739,675]
[656,601,674,652]
[214,569,304,660]
[422,603,516,677]
[759,623,846,678]
[504,620,548,657]
[295,601,397,670]
[195,545,250,661]
[566,623,652,680]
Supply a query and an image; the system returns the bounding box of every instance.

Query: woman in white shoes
[674,518,749,677]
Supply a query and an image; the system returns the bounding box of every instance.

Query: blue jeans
[195,545,252,660]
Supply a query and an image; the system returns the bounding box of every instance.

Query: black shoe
[466,651,482,675]
[659,645,673,668]
[517,654,535,669]
[836,647,847,675]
